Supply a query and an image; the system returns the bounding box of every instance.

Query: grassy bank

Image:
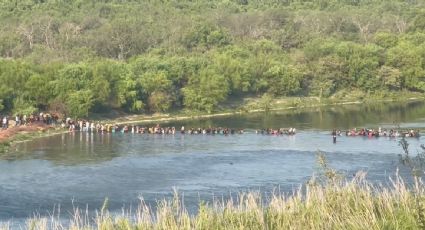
[2,172,423,230]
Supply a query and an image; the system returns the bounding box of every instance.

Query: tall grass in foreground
[4,172,424,230]
[4,150,424,230]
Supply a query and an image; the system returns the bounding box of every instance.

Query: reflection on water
[1,101,425,222]
[165,101,425,130]
[4,132,119,165]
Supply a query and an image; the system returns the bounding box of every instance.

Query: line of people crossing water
[64,119,299,136]
[344,127,420,138]
[331,127,420,142]
[66,120,249,135]
[1,113,297,136]
[255,128,296,135]
[2,112,423,141]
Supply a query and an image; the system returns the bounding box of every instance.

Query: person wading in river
[332,129,337,144]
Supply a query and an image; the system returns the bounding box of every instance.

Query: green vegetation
[0,141,9,153]
[0,0,425,117]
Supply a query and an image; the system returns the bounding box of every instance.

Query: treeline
[0,0,425,117]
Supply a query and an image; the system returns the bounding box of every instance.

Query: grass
[0,141,10,153]
[1,170,423,229]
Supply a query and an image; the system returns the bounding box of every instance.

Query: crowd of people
[340,128,420,138]
[2,112,423,140]
[64,119,300,136]
[255,128,297,135]
[64,120,249,135]
[2,113,298,137]
[1,113,60,130]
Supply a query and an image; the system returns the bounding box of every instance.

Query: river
[1,101,425,225]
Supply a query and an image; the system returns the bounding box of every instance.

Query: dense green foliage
[0,0,425,117]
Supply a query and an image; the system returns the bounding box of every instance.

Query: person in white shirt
[2,116,7,129]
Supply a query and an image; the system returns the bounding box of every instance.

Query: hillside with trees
[0,0,424,117]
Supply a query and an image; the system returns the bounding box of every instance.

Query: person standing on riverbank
[2,116,8,129]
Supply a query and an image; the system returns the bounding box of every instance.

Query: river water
[1,101,425,224]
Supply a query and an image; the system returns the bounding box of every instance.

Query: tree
[139,71,174,112]
[115,74,144,112]
[66,90,93,118]
[378,66,401,90]
[210,47,251,94]
[264,65,302,96]
[387,41,425,91]
[25,73,53,107]
[0,59,34,112]
[411,10,425,32]
[52,63,93,99]
[12,96,37,115]
[259,93,273,112]
[91,60,143,112]
[139,71,173,95]
[0,99,4,112]
[374,32,398,49]
[182,23,231,50]
[0,0,424,115]
[148,91,171,113]
[335,42,381,91]
[182,68,229,113]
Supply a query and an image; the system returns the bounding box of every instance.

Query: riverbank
[2,172,422,229]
